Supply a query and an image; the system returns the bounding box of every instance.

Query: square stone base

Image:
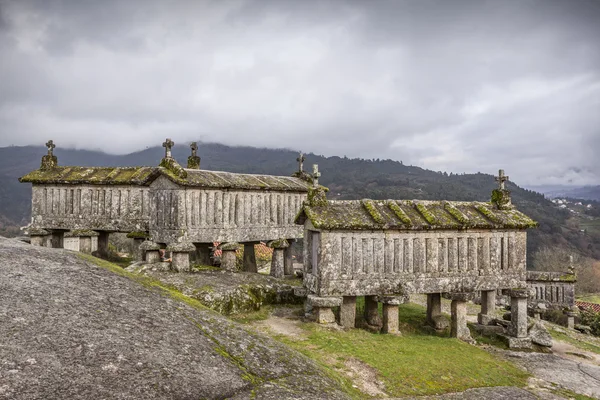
[500,335,532,349]
[477,313,496,326]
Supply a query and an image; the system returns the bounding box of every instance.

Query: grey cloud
[0,0,599,185]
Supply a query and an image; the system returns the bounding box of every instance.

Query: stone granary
[296,168,538,348]
[19,139,312,274]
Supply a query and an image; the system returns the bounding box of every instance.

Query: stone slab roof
[296,199,537,230]
[19,166,312,192]
[19,166,158,186]
[162,169,311,191]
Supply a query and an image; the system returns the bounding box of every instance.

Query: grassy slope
[258,303,529,398]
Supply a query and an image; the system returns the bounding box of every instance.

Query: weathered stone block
[307,295,342,308]
[314,307,336,324]
[451,299,473,343]
[284,244,294,275]
[500,335,532,349]
[377,295,408,305]
[270,248,285,278]
[478,289,497,325]
[382,304,399,334]
[340,296,356,328]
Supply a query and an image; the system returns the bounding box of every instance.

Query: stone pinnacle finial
[46,140,56,156]
[187,141,201,169]
[495,169,509,190]
[162,138,174,158]
[296,152,305,173]
[312,164,321,187]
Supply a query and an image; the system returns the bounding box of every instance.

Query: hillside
[2,143,599,263]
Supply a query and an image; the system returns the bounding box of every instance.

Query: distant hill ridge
[1,142,599,262]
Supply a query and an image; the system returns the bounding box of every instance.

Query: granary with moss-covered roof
[295,167,538,348]
[19,139,312,274]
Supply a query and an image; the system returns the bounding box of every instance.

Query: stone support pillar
[502,288,532,349]
[508,289,528,338]
[284,241,294,276]
[167,242,196,273]
[379,296,406,334]
[242,243,258,273]
[139,241,161,264]
[307,295,342,324]
[448,292,475,343]
[339,296,357,328]
[193,243,213,266]
[219,242,239,272]
[29,229,50,247]
[426,293,448,330]
[51,230,65,249]
[79,236,93,254]
[268,239,289,279]
[364,295,382,327]
[131,238,145,261]
[566,312,577,329]
[96,231,110,259]
[478,289,497,325]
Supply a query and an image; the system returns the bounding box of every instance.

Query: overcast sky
[0,0,599,185]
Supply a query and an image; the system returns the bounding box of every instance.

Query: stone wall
[304,225,527,296]
[527,270,576,308]
[31,184,150,232]
[150,176,307,243]
[64,236,98,253]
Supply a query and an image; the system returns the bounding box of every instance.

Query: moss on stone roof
[19,165,311,192]
[160,169,311,192]
[19,166,159,186]
[296,199,538,231]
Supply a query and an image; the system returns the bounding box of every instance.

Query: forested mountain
[2,142,599,264]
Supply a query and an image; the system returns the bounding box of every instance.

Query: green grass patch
[577,294,600,304]
[548,327,600,354]
[191,264,220,271]
[279,303,529,397]
[549,387,597,400]
[230,305,274,324]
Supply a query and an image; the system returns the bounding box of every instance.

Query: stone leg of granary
[426,293,448,330]
[339,296,357,328]
[193,243,213,266]
[30,235,45,246]
[379,296,405,334]
[449,292,475,343]
[131,238,145,261]
[242,243,258,273]
[50,230,65,249]
[167,242,196,273]
[307,295,342,324]
[221,248,237,271]
[503,289,532,349]
[79,236,93,254]
[146,250,160,264]
[270,247,285,278]
[478,289,497,325]
[566,312,576,329]
[364,295,382,327]
[284,242,294,276]
[96,231,110,259]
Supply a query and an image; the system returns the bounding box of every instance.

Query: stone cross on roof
[190,142,198,157]
[495,169,509,190]
[162,138,174,158]
[46,140,55,156]
[296,152,305,172]
[312,164,321,187]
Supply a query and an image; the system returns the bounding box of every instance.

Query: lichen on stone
[268,239,289,249]
[361,199,385,225]
[491,189,512,210]
[307,186,328,207]
[414,202,439,225]
[443,202,470,226]
[159,157,188,179]
[386,200,412,226]
[126,231,150,239]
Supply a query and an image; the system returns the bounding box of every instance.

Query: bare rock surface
[503,351,600,398]
[0,237,348,400]
[399,386,538,399]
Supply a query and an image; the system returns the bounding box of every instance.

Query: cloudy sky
[0,0,599,185]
